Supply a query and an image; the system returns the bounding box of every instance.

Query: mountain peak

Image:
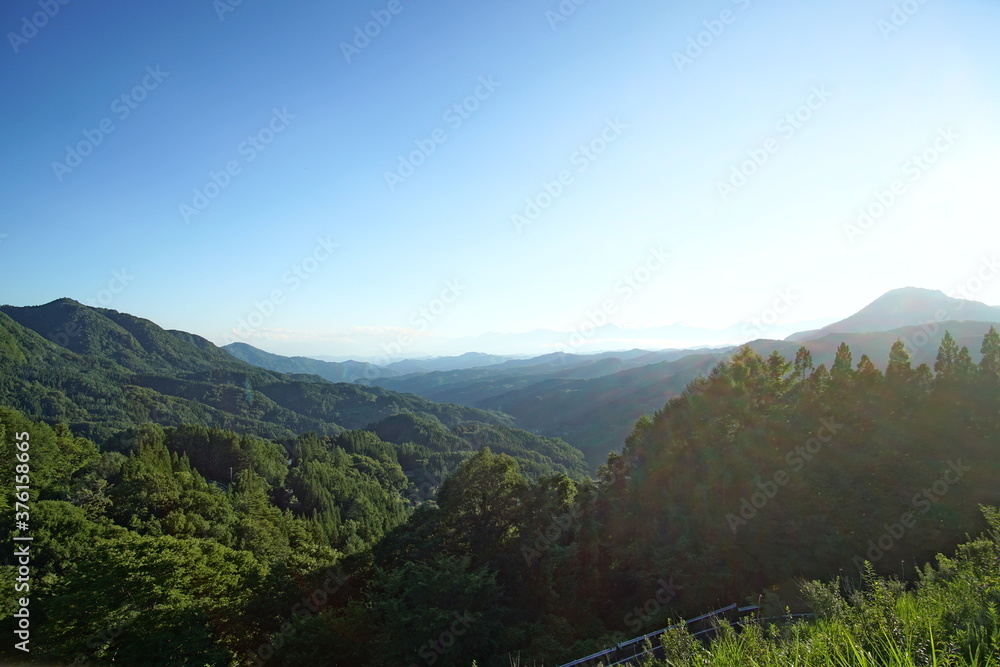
[787,287,1000,343]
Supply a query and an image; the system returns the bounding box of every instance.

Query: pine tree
[934,331,960,380]
[955,345,977,382]
[831,342,855,382]
[793,346,814,383]
[980,326,1000,378]
[856,354,882,385]
[886,339,913,384]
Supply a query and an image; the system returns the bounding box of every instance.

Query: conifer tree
[934,331,960,380]
[793,346,814,383]
[831,342,854,380]
[980,326,1000,378]
[885,339,913,384]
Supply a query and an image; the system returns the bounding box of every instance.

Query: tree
[766,351,792,393]
[347,556,504,667]
[980,326,1000,378]
[38,533,264,665]
[934,331,960,380]
[793,347,814,383]
[955,345,977,382]
[831,342,854,380]
[885,339,913,385]
[806,363,831,395]
[855,354,883,385]
[436,448,529,566]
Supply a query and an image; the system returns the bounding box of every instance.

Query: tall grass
[627,507,1000,667]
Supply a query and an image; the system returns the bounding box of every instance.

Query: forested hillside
[360,320,1000,466]
[2,325,998,665]
[0,299,516,442]
[223,342,395,383]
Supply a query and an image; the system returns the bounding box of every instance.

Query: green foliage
[37,532,265,665]
[3,329,1000,666]
[347,555,504,666]
[0,300,512,444]
[636,507,1000,665]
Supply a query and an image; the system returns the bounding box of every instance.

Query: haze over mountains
[4,287,998,469]
[221,286,1000,464]
[0,297,589,479]
[297,319,833,361]
[4,285,1000,665]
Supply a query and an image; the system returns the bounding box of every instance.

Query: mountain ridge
[786,286,1000,342]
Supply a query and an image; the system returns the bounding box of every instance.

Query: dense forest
[2,307,1000,664]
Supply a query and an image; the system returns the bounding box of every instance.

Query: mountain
[477,353,722,464]
[362,318,1000,466]
[223,341,396,382]
[0,299,511,441]
[382,351,519,374]
[366,348,704,402]
[787,287,1000,342]
[482,320,1000,463]
[11,290,996,473]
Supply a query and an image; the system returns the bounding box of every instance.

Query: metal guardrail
[557,605,814,667]
[556,604,743,667]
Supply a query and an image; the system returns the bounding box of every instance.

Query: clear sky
[2,0,999,359]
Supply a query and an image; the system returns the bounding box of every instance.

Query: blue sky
[2,0,999,359]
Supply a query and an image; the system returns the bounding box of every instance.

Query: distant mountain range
[221,287,1000,465]
[308,350,521,375]
[0,298,514,440]
[223,342,399,383]
[6,288,999,470]
[0,299,592,478]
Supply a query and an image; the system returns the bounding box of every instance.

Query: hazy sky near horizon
[2,0,999,358]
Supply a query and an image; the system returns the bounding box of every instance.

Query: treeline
[0,407,583,664]
[2,329,999,665]
[0,301,516,444]
[325,330,1000,666]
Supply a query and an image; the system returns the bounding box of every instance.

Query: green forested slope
[2,320,999,666]
[0,300,514,443]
